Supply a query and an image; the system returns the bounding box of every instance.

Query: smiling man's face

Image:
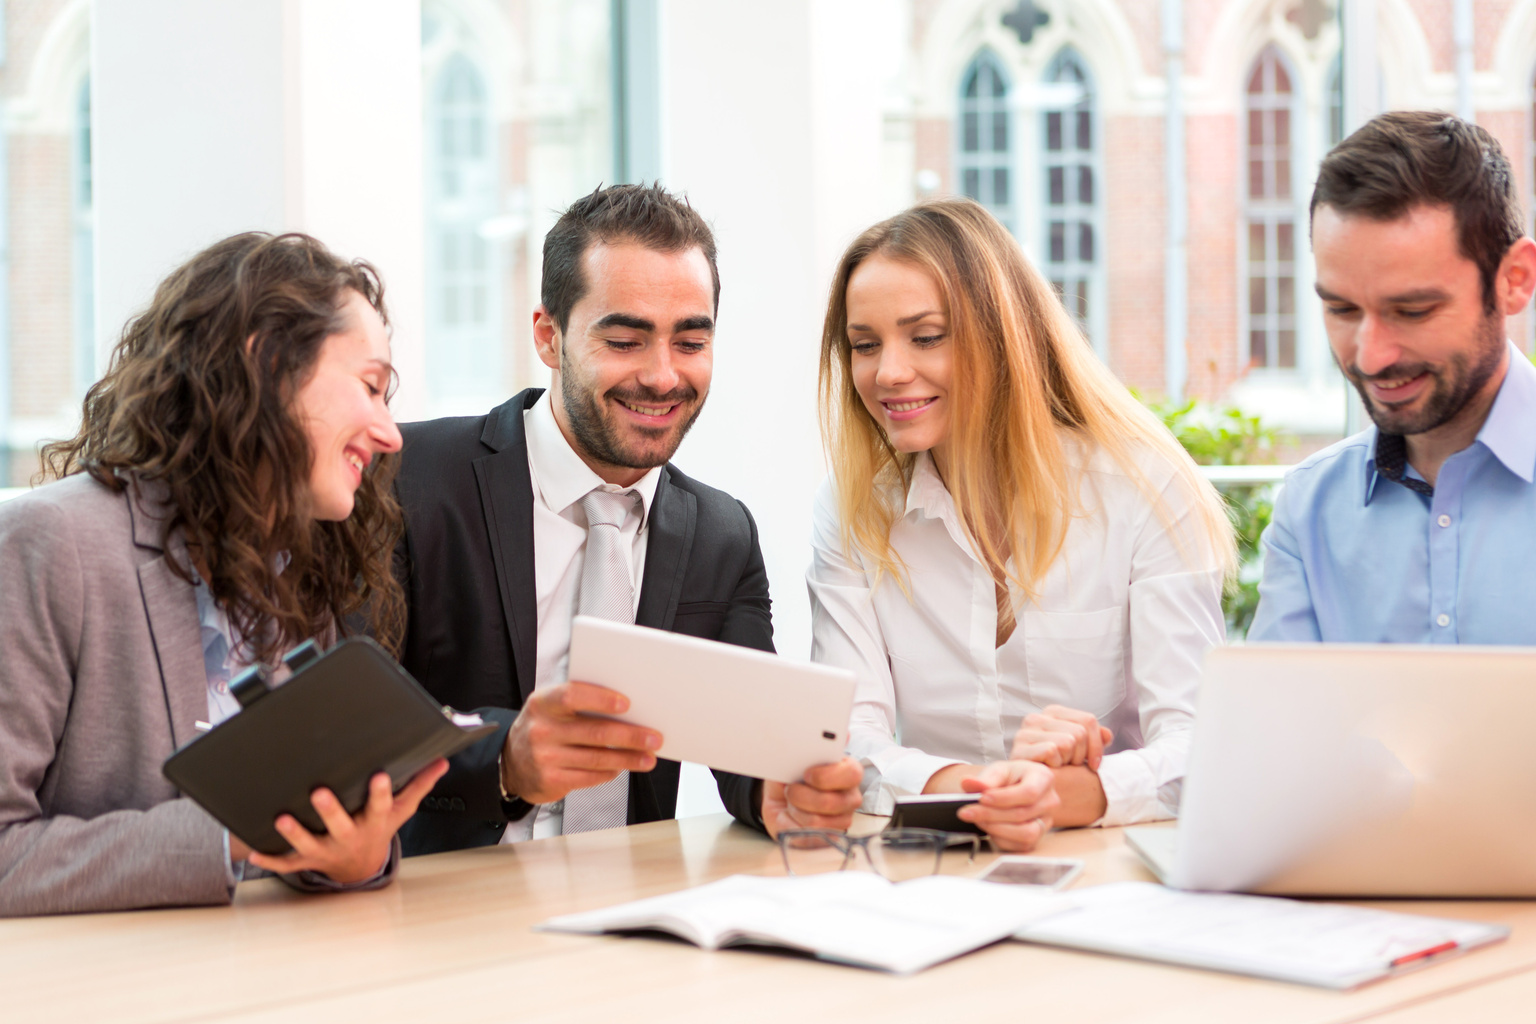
[532,241,715,485]
[1313,202,1507,437]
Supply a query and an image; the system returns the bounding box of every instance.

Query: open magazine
[538,872,1069,974]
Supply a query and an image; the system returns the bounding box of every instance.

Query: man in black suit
[395,184,862,855]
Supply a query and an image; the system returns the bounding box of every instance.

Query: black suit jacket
[394,389,769,855]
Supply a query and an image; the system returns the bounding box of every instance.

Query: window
[425,53,501,409]
[1243,46,1298,371]
[1326,54,1343,149]
[957,51,1012,231]
[72,76,94,400]
[1041,48,1101,346]
[420,1,616,415]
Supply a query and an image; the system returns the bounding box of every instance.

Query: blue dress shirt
[1250,342,1536,644]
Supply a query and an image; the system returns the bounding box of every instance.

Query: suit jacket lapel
[637,467,696,631]
[127,481,206,752]
[473,390,541,703]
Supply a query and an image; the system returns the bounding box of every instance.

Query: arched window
[425,54,501,408]
[957,52,1012,231]
[1243,46,1297,371]
[1041,48,1101,346]
[72,76,94,398]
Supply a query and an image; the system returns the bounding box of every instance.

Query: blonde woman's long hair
[818,197,1235,601]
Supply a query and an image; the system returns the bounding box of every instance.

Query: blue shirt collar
[1361,341,1536,505]
[1476,341,1536,484]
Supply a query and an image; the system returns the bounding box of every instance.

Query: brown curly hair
[40,232,405,662]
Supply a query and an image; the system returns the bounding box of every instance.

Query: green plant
[1139,395,1281,466]
[1135,392,1285,639]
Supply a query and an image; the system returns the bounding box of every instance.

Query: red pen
[1390,940,1459,967]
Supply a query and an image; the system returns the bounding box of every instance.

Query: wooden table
[3,815,1533,1023]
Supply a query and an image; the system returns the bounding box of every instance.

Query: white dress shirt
[502,391,661,842]
[807,438,1226,826]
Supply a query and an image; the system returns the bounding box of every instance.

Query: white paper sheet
[1015,882,1508,989]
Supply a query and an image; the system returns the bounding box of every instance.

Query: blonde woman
[809,198,1234,852]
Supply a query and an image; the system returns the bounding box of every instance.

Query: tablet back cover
[162,638,495,855]
[566,617,854,784]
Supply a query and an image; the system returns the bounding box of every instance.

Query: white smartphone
[979,856,1085,891]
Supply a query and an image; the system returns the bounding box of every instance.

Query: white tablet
[566,616,855,784]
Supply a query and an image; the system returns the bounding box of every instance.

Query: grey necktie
[562,488,641,834]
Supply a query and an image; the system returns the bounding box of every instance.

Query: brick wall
[8,132,72,424]
[1185,111,1241,402]
[1103,113,1166,393]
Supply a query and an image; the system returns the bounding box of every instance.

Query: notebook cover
[162,637,497,855]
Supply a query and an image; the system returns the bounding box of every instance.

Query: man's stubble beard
[1344,311,1505,437]
[559,346,706,471]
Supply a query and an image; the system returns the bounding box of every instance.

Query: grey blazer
[0,474,240,915]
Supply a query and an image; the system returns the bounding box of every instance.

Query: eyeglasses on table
[777,827,980,881]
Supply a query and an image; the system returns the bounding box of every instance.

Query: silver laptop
[1126,644,1536,897]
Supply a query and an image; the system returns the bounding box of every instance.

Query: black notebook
[162,637,497,855]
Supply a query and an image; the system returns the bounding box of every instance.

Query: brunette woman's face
[845,255,954,460]
[290,290,402,521]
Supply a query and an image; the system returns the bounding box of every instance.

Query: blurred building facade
[2,0,90,485]
[894,0,1536,444]
[7,0,1536,482]
[0,0,614,484]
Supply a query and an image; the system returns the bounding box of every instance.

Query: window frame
[955,49,1015,234]
[1039,46,1106,356]
[1239,44,1304,376]
[71,74,94,401]
[423,50,504,412]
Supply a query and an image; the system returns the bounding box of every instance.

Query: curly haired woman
[0,232,445,916]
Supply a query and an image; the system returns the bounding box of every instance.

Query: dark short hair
[1311,111,1524,312]
[540,182,720,332]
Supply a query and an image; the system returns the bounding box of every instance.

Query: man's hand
[1011,704,1113,769]
[244,758,448,883]
[954,760,1060,852]
[500,681,660,805]
[760,756,864,839]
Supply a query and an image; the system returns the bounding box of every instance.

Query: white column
[91,0,427,416]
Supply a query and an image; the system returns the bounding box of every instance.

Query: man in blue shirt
[1250,112,1536,643]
